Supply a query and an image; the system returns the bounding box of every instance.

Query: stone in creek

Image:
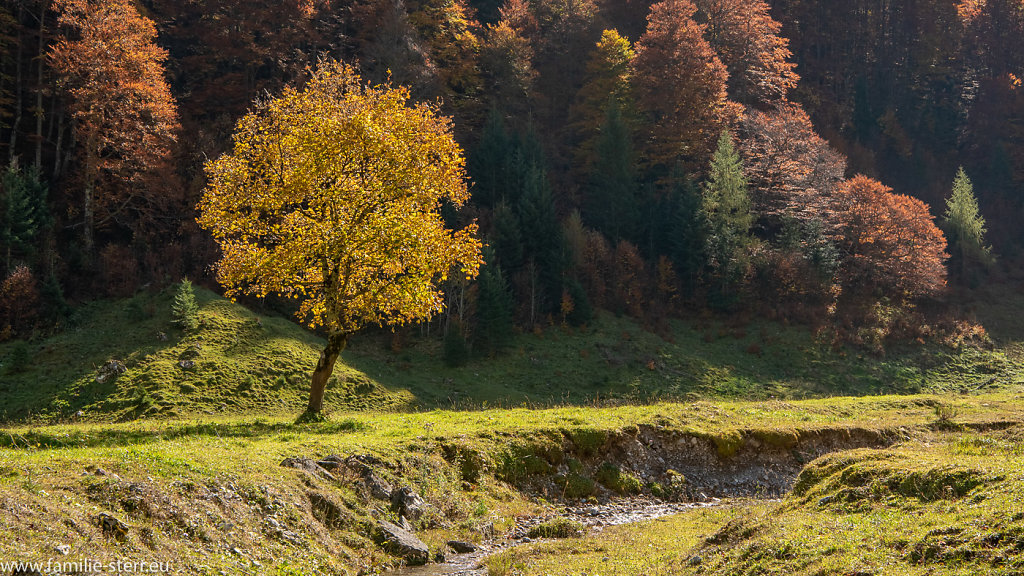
[447,540,478,553]
[374,520,430,566]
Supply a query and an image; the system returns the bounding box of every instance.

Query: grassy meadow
[1,285,1024,574]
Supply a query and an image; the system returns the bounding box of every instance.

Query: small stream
[386,498,725,576]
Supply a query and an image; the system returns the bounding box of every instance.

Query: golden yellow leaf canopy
[198,60,482,335]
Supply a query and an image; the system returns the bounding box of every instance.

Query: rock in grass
[325,454,394,500]
[374,520,430,565]
[391,486,426,520]
[280,457,336,481]
[308,492,348,529]
[93,513,129,540]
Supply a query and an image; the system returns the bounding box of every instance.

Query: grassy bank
[0,394,1022,574]
[493,424,1024,575]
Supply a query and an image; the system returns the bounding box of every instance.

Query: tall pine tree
[702,131,753,306]
[943,167,993,282]
[585,101,639,243]
[474,252,515,356]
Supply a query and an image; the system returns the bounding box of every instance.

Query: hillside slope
[2,285,1023,423]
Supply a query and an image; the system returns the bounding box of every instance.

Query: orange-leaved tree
[632,0,740,174]
[835,175,948,301]
[198,61,483,420]
[694,0,798,106]
[50,0,179,259]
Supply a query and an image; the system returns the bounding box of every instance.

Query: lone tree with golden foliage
[198,61,483,420]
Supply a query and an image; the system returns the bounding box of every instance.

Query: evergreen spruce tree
[944,167,993,282]
[474,256,515,356]
[702,131,753,306]
[443,319,471,366]
[564,278,593,326]
[172,277,199,331]
[517,163,564,320]
[669,174,705,298]
[491,201,524,272]
[586,101,639,243]
[468,108,514,208]
[0,165,49,274]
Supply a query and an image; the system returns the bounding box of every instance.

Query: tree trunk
[8,2,23,164]
[83,134,96,262]
[306,332,348,415]
[33,1,46,170]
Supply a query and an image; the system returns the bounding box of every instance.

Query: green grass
[1,285,1024,572]
[0,287,411,422]
[490,426,1024,575]
[3,286,1024,424]
[0,394,1021,574]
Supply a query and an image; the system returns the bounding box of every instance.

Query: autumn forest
[0,0,1018,351]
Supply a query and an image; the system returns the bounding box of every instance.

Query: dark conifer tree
[469,108,515,208]
[516,163,563,322]
[585,101,639,244]
[669,174,705,298]
[474,252,515,355]
[0,164,48,274]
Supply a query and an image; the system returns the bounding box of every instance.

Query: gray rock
[447,540,477,553]
[93,513,129,540]
[337,455,394,500]
[374,520,430,565]
[95,360,127,384]
[391,486,426,521]
[315,455,346,471]
[309,492,347,529]
[399,515,415,532]
[280,457,336,481]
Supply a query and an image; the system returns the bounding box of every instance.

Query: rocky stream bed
[386,498,729,576]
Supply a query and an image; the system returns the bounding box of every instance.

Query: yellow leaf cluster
[197,60,482,335]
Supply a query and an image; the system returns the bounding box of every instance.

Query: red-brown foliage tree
[0,264,38,337]
[694,0,798,107]
[579,228,612,308]
[632,0,740,174]
[834,175,948,301]
[50,0,179,259]
[739,103,846,226]
[612,240,647,318]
